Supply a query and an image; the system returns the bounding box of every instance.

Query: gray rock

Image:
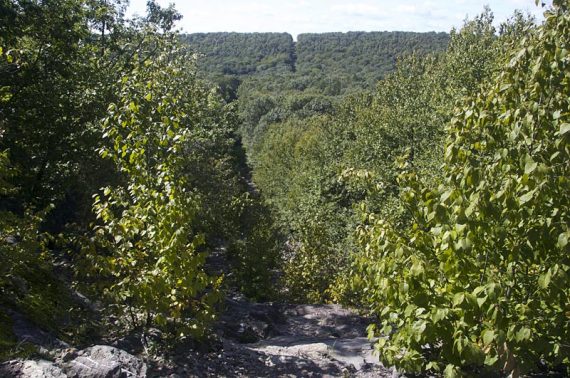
[12,276,29,295]
[0,359,66,378]
[59,348,79,362]
[65,356,121,378]
[70,291,97,312]
[218,299,284,344]
[4,235,19,245]
[64,345,147,378]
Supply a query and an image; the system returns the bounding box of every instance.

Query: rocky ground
[1,240,397,377]
[0,296,395,377]
[160,297,395,377]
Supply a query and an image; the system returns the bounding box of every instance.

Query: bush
[353,3,570,375]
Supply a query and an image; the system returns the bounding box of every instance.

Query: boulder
[0,359,66,378]
[64,345,146,378]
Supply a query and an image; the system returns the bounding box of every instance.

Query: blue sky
[127,0,548,38]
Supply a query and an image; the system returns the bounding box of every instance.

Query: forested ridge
[182,30,449,148]
[182,30,449,81]
[182,32,296,76]
[0,0,569,377]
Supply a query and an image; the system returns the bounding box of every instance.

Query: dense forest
[182,30,449,148]
[0,0,569,377]
[182,32,295,76]
[182,30,449,83]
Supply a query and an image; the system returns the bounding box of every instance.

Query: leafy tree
[251,9,512,303]
[0,40,95,353]
[92,34,224,336]
[353,2,569,375]
[182,32,295,78]
[1,0,279,350]
[182,29,449,152]
[0,0,134,231]
[252,116,345,302]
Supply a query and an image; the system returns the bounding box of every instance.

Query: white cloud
[126,0,547,37]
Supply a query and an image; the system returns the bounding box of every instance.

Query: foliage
[352,2,569,375]
[1,0,279,352]
[3,3,565,374]
[182,30,449,149]
[0,195,93,360]
[182,30,448,93]
[1,0,101,212]
[296,31,449,89]
[225,192,281,300]
[251,9,518,303]
[92,35,225,336]
[252,116,349,302]
[0,310,16,361]
[1,38,92,360]
[0,209,79,334]
[182,32,295,77]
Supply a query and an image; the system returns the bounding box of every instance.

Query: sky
[126,0,548,38]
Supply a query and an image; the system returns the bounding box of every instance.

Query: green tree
[92,34,224,336]
[354,2,569,375]
[252,9,509,303]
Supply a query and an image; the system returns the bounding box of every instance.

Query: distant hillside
[181,30,451,146]
[181,31,449,89]
[181,32,295,76]
[296,31,449,88]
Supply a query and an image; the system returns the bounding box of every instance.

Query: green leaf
[484,354,499,366]
[452,292,465,307]
[557,232,568,249]
[444,364,460,378]
[366,324,376,339]
[426,361,440,371]
[482,329,495,346]
[524,156,537,174]
[473,285,486,296]
[441,189,453,202]
[410,260,424,276]
[404,304,416,317]
[519,189,536,205]
[559,123,570,135]
[538,269,552,289]
[432,308,448,323]
[455,223,467,234]
[477,295,488,308]
[413,320,427,342]
[499,83,511,92]
[515,327,531,342]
